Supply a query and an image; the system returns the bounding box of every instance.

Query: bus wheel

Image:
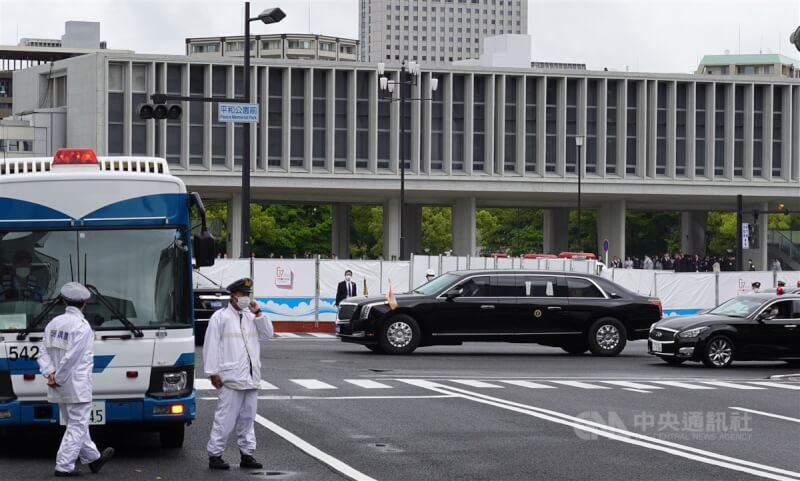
[159,424,185,448]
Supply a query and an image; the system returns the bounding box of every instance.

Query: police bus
[0,148,215,447]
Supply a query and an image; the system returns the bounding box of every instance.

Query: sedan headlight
[677,327,709,338]
[162,372,188,393]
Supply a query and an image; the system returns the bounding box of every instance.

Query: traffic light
[138,103,182,120]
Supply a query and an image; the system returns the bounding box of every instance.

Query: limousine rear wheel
[588,318,627,356]
[379,315,421,354]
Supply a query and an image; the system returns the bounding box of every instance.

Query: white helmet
[426,269,436,277]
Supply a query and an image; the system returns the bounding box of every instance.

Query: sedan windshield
[414,273,460,296]
[0,228,191,331]
[708,297,764,318]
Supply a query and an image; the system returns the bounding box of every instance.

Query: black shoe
[54,470,80,477]
[240,453,263,469]
[209,456,230,470]
[88,447,114,474]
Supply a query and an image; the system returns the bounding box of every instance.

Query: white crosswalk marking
[500,380,557,389]
[309,333,335,338]
[602,381,664,390]
[396,379,449,389]
[650,381,717,390]
[747,382,800,390]
[260,380,280,390]
[700,381,767,390]
[195,378,214,390]
[276,333,301,338]
[292,379,338,390]
[448,379,504,388]
[344,379,393,389]
[551,381,611,389]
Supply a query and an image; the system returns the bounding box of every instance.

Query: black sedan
[336,270,662,355]
[648,293,800,368]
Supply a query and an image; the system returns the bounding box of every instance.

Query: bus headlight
[162,372,188,393]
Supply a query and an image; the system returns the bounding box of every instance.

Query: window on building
[473,76,486,172]
[753,84,764,178]
[189,64,206,167]
[773,86,783,177]
[334,71,349,169]
[607,80,618,175]
[733,84,745,177]
[585,79,598,174]
[714,85,726,176]
[191,43,219,54]
[545,78,558,173]
[356,71,369,170]
[695,83,707,177]
[290,70,306,168]
[210,65,228,167]
[268,68,284,168]
[626,81,638,175]
[431,75,444,171]
[503,77,518,174]
[676,83,688,176]
[524,77,537,173]
[312,70,327,169]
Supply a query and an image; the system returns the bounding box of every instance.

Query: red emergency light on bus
[53,148,98,165]
[558,251,597,260]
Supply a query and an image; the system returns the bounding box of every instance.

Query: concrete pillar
[382,198,401,260]
[744,202,769,270]
[596,200,626,264]
[227,193,243,259]
[680,211,707,256]
[404,204,423,257]
[452,197,477,256]
[543,208,569,254]
[331,204,350,259]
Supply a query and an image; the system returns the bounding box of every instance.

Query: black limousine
[336,270,662,355]
[649,293,800,368]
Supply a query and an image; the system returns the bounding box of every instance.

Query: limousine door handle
[480,305,495,310]
[547,306,563,311]
[785,324,798,329]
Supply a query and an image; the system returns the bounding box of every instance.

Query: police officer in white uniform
[37,282,114,477]
[425,269,436,282]
[203,278,274,470]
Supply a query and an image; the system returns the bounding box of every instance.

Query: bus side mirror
[193,230,216,267]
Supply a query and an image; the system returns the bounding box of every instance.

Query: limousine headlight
[360,301,388,319]
[677,327,709,339]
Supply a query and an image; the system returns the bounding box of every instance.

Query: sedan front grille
[338,304,357,321]
[650,329,676,341]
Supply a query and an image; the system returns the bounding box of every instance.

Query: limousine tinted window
[522,276,557,297]
[567,278,604,298]
[455,276,491,297]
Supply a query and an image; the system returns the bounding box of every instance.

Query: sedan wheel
[702,336,734,368]
[588,318,627,356]
[378,315,421,354]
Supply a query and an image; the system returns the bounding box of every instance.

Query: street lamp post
[376,60,438,260]
[575,135,585,252]
[241,3,285,258]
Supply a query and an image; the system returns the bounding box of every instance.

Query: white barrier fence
[197,256,798,322]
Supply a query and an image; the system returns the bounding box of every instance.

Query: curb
[273,321,335,334]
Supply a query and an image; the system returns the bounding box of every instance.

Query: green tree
[624,212,680,257]
[477,208,543,255]
[420,207,452,254]
[350,205,383,258]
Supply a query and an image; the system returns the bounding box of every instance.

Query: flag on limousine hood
[363,278,369,297]
[386,279,398,310]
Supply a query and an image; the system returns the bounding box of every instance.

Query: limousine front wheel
[588,318,627,356]
[379,315,421,354]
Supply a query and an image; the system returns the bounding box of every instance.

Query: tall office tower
[359,0,528,64]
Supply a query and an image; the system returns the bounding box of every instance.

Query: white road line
[344,379,394,389]
[701,381,767,390]
[551,380,611,389]
[255,414,379,481]
[257,394,457,400]
[500,380,557,389]
[448,379,504,388]
[414,383,800,481]
[622,388,652,393]
[602,381,664,390]
[291,379,338,390]
[276,332,301,338]
[748,382,800,390]
[650,381,717,390]
[729,407,800,424]
[309,333,335,338]
[195,379,214,390]
[260,380,279,390]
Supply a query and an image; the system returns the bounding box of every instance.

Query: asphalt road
[2,338,799,481]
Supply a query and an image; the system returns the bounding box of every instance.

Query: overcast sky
[1,0,798,73]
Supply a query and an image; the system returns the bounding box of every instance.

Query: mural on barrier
[253,297,338,322]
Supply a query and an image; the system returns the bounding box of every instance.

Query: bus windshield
[0,228,191,331]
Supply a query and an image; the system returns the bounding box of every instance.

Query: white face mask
[236,296,251,310]
[345,275,352,282]
[15,267,30,278]
[426,276,434,281]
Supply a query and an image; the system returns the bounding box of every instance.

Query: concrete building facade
[186,34,358,62]
[359,0,528,64]
[697,53,800,78]
[11,51,800,267]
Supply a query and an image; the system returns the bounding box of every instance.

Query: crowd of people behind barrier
[608,253,783,272]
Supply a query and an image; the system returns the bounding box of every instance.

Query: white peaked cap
[426,269,436,276]
[60,282,91,302]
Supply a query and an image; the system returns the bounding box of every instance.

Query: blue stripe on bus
[174,352,194,366]
[0,354,114,374]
